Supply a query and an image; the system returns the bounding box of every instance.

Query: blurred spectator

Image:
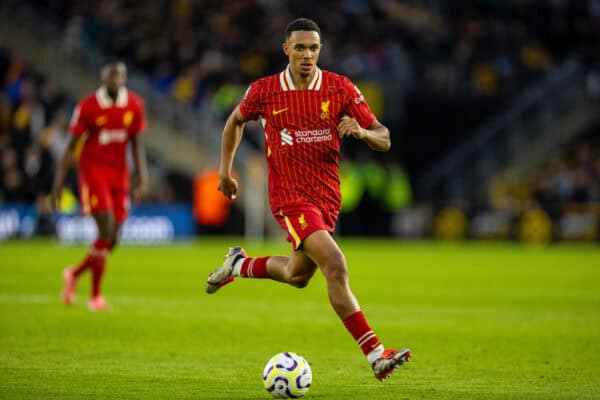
[150,61,175,95]
[532,174,561,220]
[39,109,70,161]
[171,64,203,105]
[550,155,574,201]
[490,137,600,225]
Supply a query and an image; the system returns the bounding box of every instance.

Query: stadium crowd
[490,137,600,220]
[0,44,67,202]
[2,0,599,239]
[50,0,585,104]
[44,0,600,180]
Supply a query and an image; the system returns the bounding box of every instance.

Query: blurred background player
[51,62,148,311]
[206,18,410,381]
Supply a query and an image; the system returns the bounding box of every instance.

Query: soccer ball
[262,352,312,398]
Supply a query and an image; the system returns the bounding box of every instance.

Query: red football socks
[240,257,271,278]
[72,239,111,278]
[89,239,110,297]
[72,239,110,297]
[72,253,95,278]
[342,311,382,356]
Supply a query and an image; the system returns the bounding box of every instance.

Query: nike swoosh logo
[272,108,288,115]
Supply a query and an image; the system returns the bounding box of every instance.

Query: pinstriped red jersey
[239,66,376,214]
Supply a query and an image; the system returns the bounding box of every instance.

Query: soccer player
[206,18,411,380]
[51,62,148,311]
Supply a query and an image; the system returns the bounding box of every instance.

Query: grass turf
[0,239,599,399]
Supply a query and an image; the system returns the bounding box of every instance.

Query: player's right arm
[218,105,247,200]
[218,81,262,200]
[52,101,88,211]
[51,135,81,211]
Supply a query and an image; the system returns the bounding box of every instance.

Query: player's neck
[289,68,316,90]
[107,90,118,102]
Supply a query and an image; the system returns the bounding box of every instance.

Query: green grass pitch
[1,239,599,399]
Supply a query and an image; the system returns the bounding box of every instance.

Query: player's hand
[218,175,238,200]
[338,116,366,140]
[50,185,62,212]
[132,179,149,203]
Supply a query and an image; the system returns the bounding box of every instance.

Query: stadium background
[1,1,599,399]
[1,0,598,243]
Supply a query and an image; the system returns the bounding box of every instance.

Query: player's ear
[282,41,289,56]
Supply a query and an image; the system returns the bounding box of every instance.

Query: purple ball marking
[276,352,298,372]
[263,365,274,381]
[295,369,311,389]
[267,376,289,394]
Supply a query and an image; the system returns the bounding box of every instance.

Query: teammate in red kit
[205,19,411,380]
[52,62,148,311]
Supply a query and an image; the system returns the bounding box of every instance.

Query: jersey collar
[280,65,322,91]
[95,86,128,108]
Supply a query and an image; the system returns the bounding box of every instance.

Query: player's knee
[326,267,348,286]
[108,223,121,250]
[96,221,109,238]
[289,274,311,289]
[322,253,347,284]
[95,219,114,240]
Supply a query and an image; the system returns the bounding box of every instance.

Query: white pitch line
[0,294,53,304]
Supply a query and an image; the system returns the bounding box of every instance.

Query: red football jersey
[239,66,376,214]
[69,86,146,172]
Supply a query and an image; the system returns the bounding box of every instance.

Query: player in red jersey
[51,62,148,311]
[206,19,410,380]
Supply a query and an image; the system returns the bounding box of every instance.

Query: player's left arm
[130,134,149,203]
[130,97,149,202]
[338,117,391,152]
[339,77,391,152]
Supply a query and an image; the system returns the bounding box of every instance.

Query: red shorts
[274,204,339,250]
[79,165,130,223]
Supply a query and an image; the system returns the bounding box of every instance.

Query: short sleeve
[130,98,147,135]
[238,81,263,121]
[342,77,376,128]
[69,101,89,136]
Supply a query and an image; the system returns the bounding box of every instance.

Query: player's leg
[109,222,122,250]
[206,207,324,293]
[264,251,317,288]
[301,230,358,318]
[87,210,115,311]
[88,189,127,310]
[109,186,128,251]
[301,230,410,380]
[206,251,315,293]
[62,177,111,306]
[62,243,99,305]
[205,248,318,293]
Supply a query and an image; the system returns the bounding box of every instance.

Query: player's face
[283,31,322,79]
[102,65,126,96]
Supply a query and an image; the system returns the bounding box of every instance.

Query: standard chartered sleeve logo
[280,128,293,146]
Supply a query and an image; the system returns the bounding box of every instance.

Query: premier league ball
[262,352,312,398]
